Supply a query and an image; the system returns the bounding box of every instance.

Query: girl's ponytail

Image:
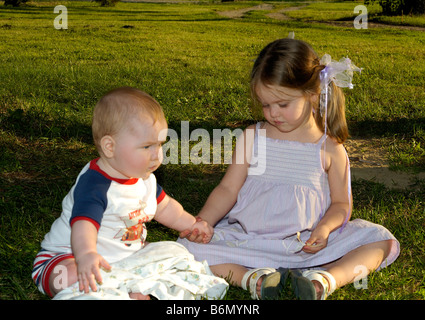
[327,83,348,144]
[313,83,348,144]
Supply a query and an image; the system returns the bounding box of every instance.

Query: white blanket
[53,241,228,300]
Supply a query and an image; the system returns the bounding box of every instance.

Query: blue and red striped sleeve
[69,169,110,231]
[156,183,166,204]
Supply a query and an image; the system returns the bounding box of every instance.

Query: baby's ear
[100,135,115,158]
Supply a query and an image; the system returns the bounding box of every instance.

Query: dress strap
[318,134,328,173]
[317,133,328,147]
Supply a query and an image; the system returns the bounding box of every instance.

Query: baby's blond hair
[92,87,165,152]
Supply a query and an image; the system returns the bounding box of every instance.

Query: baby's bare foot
[129,292,151,300]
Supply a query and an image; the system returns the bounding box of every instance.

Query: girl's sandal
[242,267,289,300]
[290,269,336,300]
[302,269,336,300]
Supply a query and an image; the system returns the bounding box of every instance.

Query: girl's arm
[196,125,256,226]
[303,140,352,253]
[178,125,255,242]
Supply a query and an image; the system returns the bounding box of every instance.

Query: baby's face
[112,117,167,180]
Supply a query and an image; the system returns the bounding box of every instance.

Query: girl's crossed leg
[210,240,394,300]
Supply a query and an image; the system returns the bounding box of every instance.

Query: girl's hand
[75,252,111,293]
[302,226,330,254]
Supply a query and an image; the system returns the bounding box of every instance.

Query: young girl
[178,38,400,300]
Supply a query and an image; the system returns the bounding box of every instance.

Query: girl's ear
[308,93,320,113]
[310,93,319,104]
[100,135,115,158]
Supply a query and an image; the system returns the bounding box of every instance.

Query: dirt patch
[266,5,306,21]
[345,138,425,189]
[217,4,274,19]
[266,11,292,21]
[216,3,425,32]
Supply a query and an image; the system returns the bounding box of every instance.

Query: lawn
[0,0,424,300]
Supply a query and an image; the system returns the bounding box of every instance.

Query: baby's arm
[71,220,111,293]
[154,195,213,243]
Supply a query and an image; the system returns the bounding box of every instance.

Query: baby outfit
[32,158,228,299]
[32,158,165,296]
[178,122,399,270]
[51,241,228,300]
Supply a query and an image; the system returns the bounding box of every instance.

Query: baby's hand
[179,217,214,243]
[191,219,214,243]
[181,217,212,244]
[75,252,111,293]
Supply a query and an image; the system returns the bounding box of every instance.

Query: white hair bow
[319,54,362,117]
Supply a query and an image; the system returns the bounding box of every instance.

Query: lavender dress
[178,123,399,270]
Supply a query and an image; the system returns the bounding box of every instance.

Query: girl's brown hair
[250,38,348,143]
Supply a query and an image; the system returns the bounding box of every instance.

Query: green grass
[1,1,424,300]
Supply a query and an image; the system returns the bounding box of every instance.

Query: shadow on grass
[349,117,425,138]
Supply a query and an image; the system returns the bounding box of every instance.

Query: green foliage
[3,0,28,7]
[365,0,425,15]
[94,0,121,7]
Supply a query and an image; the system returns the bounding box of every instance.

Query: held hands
[75,251,111,293]
[179,217,214,244]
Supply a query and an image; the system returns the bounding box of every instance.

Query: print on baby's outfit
[114,201,150,247]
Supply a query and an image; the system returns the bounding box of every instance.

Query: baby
[32,87,213,299]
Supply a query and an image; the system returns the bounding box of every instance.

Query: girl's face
[256,84,311,134]
[110,117,167,180]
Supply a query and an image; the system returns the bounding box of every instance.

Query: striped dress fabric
[178,122,399,270]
